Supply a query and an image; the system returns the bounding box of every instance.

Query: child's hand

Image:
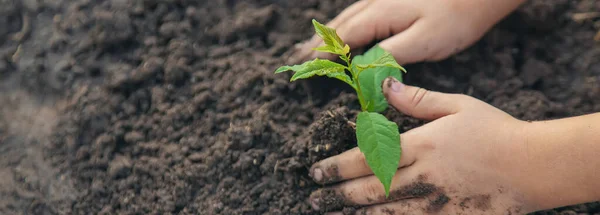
[308,77,538,214]
[293,0,525,65]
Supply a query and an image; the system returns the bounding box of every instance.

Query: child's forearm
[516,113,600,210]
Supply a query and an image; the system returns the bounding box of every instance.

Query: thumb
[382,77,469,120]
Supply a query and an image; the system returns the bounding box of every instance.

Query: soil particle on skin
[381,207,396,215]
[311,188,347,213]
[507,206,524,215]
[388,175,438,201]
[427,193,451,213]
[460,194,492,211]
[342,207,358,215]
[332,174,450,214]
[472,194,492,210]
[460,197,472,210]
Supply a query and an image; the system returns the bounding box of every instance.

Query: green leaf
[356,51,407,73]
[312,19,348,55]
[312,45,339,55]
[356,112,401,197]
[325,72,353,87]
[343,44,350,55]
[354,45,404,112]
[274,59,353,86]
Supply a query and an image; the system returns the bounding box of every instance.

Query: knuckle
[410,87,429,109]
[417,136,437,152]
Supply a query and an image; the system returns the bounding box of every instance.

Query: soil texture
[0,0,600,214]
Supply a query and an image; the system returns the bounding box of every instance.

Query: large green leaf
[274,58,353,86]
[311,19,348,55]
[356,112,401,197]
[354,45,404,112]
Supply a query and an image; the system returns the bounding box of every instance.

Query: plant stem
[342,53,367,111]
[354,72,367,111]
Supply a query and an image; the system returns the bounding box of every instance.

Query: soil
[0,0,600,214]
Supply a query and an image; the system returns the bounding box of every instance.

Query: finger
[293,0,371,61]
[334,1,419,52]
[378,21,437,65]
[382,77,473,120]
[325,198,430,215]
[309,132,419,185]
[323,0,372,33]
[310,166,436,210]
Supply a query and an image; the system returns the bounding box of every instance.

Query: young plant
[274,19,407,196]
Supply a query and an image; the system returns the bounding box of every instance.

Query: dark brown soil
[0,0,600,214]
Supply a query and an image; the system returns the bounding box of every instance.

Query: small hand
[293,0,524,65]
[308,77,539,214]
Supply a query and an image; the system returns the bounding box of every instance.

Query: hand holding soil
[308,77,600,214]
[293,0,526,65]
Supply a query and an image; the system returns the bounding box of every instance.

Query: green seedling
[275,19,407,196]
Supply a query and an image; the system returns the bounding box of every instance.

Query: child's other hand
[293,0,524,65]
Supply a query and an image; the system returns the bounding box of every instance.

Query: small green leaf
[356,112,401,197]
[343,44,350,55]
[274,59,353,86]
[312,19,347,55]
[312,45,339,55]
[325,72,354,87]
[354,45,404,112]
[356,51,407,73]
[275,66,293,74]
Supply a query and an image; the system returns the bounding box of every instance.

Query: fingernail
[311,168,323,182]
[311,197,320,210]
[387,77,404,92]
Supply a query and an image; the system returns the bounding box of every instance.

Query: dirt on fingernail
[386,77,396,89]
[324,164,341,183]
[311,163,341,184]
